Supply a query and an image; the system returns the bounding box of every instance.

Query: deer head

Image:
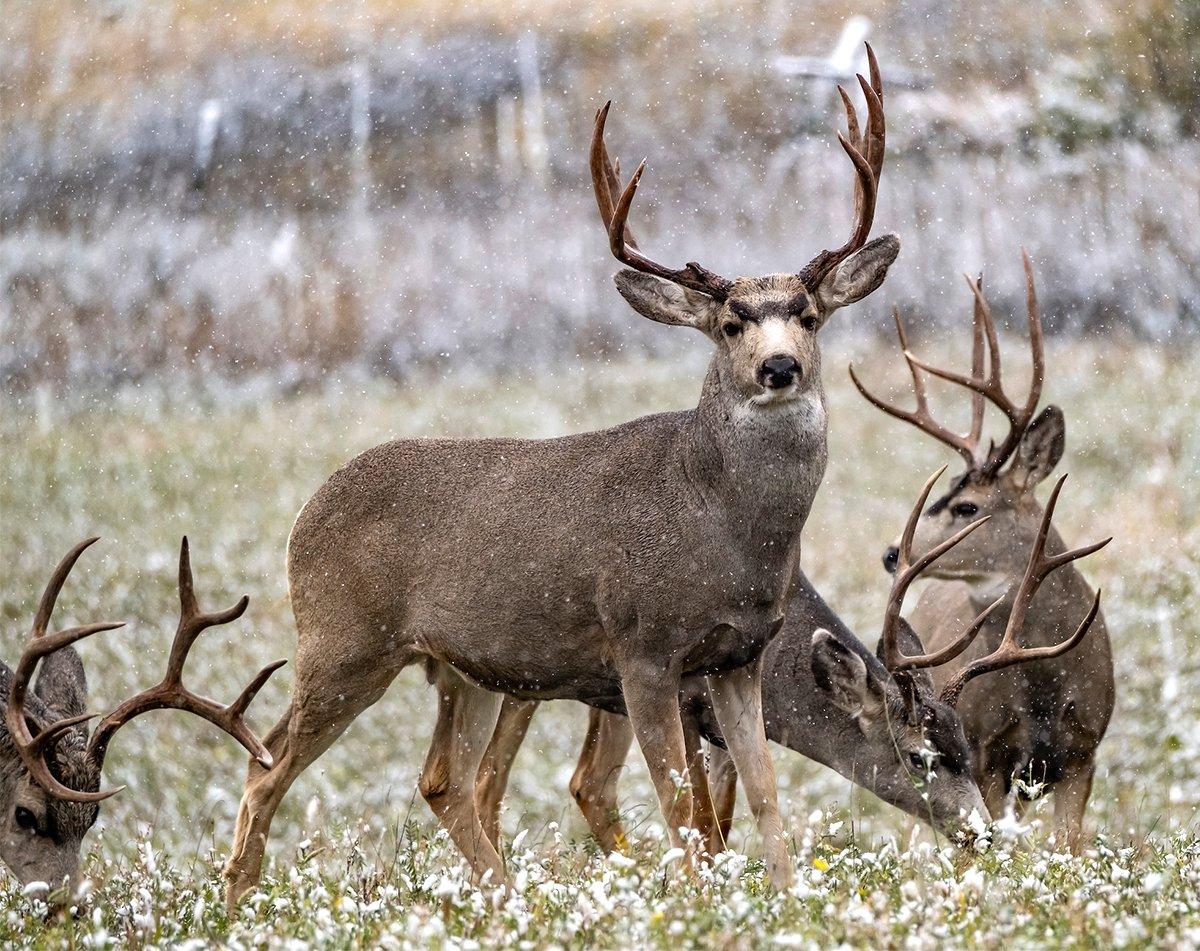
[0,538,283,903]
[592,44,899,407]
[851,253,1094,593]
[808,467,993,833]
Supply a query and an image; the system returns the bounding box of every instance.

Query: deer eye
[951,501,979,518]
[722,323,743,338]
[14,807,38,832]
[908,751,937,773]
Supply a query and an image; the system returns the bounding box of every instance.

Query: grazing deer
[1,538,282,902]
[475,466,1104,852]
[223,47,899,904]
[851,255,1114,850]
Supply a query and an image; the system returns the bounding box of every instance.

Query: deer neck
[685,358,828,546]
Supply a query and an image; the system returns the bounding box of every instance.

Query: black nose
[882,545,899,574]
[759,354,800,389]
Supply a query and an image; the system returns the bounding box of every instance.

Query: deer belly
[680,613,786,676]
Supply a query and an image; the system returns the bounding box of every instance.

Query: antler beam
[589,102,733,300]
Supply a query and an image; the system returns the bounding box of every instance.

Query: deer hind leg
[682,713,721,859]
[224,657,400,910]
[707,655,793,889]
[1052,758,1095,854]
[619,667,694,855]
[474,696,540,849]
[705,743,738,852]
[569,707,635,851]
[420,664,507,887]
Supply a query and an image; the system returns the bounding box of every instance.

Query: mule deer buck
[1,537,282,902]
[223,46,898,904]
[852,255,1114,850]
[474,465,1104,852]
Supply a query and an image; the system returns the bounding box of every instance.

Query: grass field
[1,339,1198,946]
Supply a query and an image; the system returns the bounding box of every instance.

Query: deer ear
[812,234,900,317]
[1008,405,1065,491]
[34,647,89,719]
[811,629,885,725]
[614,269,723,331]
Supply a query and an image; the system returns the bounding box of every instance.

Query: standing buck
[1,538,282,901]
[852,255,1114,850]
[224,46,899,904]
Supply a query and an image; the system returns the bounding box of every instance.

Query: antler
[589,101,733,300]
[84,538,285,781]
[850,308,983,469]
[938,475,1110,706]
[878,468,1004,675]
[850,252,1045,477]
[5,538,127,802]
[798,43,887,291]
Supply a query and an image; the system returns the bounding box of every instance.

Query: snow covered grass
[1,339,1197,947]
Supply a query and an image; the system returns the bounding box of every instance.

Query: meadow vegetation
[1,339,1196,946]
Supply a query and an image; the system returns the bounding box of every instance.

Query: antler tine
[6,538,128,803]
[87,538,285,772]
[905,256,1047,477]
[938,474,1111,706]
[848,308,980,469]
[879,468,996,674]
[588,102,731,299]
[800,43,886,291]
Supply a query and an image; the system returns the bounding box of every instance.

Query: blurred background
[3,0,1199,393]
[1,0,1197,880]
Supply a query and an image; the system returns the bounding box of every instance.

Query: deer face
[613,235,899,405]
[883,407,1066,590]
[1,649,100,901]
[810,628,987,835]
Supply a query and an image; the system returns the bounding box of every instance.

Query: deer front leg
[1052,758,1095,854]
[569,707,635,851]
[619,667,694,856]
[705,743,738,852]
[706,655,793,889]
[419,664,507,887]
[474,696,540,849]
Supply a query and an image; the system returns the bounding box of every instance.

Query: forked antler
[589,102,733,299]
[937,475,1109,706]
[877,467,1004,677]
[798,44,887,291]
[7,537,285,803]
[5,538,126,802]
[849,251,1045,477]
[591,43,887,300]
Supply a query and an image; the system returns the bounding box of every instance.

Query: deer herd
[3,46,1115,913]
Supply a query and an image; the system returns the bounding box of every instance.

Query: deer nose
[882,545,900,574]
[759,355,800,389]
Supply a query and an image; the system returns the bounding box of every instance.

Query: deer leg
[419,664,507,887]
[224,659,398,909]
[683,714,720,859]
[705,743,738,852]
[619,668,694,855]
[1052,759,1095,854]
[569,707,635,851]
[474,696,539,849]
[706,655,793,889]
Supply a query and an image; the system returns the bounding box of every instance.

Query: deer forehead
[726,275,813,314]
